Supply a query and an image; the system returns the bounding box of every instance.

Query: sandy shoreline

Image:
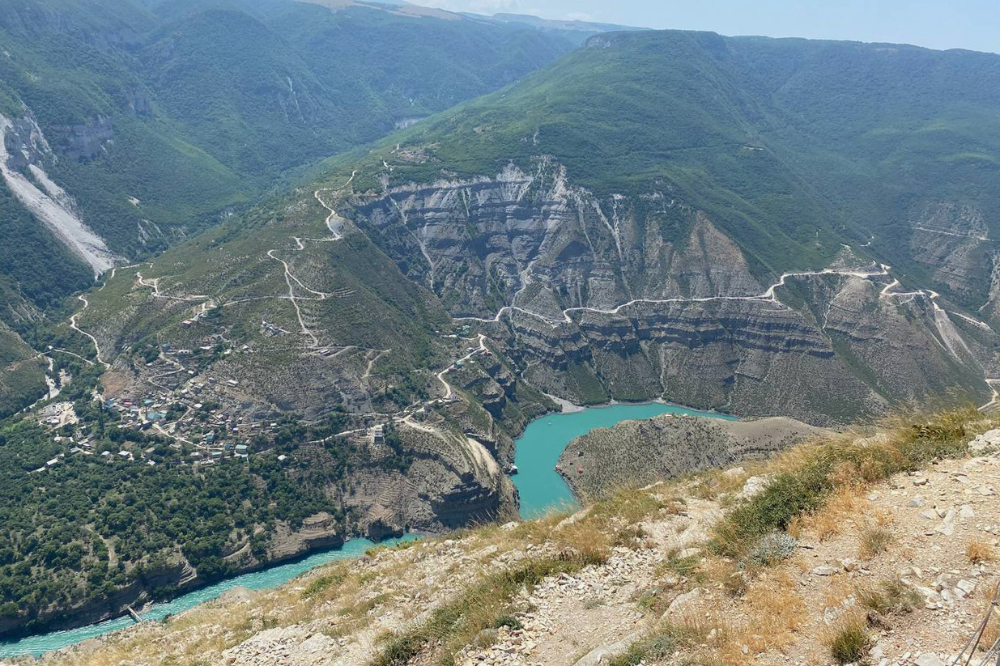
[544,393,585,414]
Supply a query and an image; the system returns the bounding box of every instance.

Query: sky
[410,0,1000,54]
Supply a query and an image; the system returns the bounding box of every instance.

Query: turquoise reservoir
[512,402,736,519]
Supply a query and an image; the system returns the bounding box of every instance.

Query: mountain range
[3,11,1000,640]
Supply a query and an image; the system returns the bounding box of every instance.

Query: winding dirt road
[69,295,109,369]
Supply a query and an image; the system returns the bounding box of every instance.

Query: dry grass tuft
[857,578,920,616]
[967,540,996,565]
[826,613,872,664]
[790,485,864,541]
[608,617,718,666]
[858,523,895,559]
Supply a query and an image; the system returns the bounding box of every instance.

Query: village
[30,318,495,475]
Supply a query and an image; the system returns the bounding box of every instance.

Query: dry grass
[825,612,872,664]
[371,550,606,666]
[819,578,856,611]
[982,615,1000,653]
[739,571,807,653]
[967,540,996,565]
[622,568,807,666]
[607,616,718,666]
[789,484,864,541]
[857,578,921,616]
[858,523,895,559]
[714,409,981,559]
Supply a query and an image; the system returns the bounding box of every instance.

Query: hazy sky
[412,0,1000,54]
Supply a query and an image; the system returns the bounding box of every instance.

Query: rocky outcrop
[558,414,823,500]
[269,512,345,561]
[498,273,993,424]
[57,116,114,161]
[345,423,516,535]
[909,203,993,303]
[351,163,762,321]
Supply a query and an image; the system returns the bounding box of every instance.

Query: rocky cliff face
[347,164,998,424]
[343,424,516,535]
[56,116,115,161]
[352,163,762,321]
[908,203,994,304]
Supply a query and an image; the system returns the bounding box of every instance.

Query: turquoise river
[0,401,732,658]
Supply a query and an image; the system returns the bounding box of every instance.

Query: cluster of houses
[37,401,78,428]
[32,336,296,470]
[30,435,148,473]
[32,322,493,476]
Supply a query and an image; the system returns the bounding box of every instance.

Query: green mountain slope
[341,31,854,275]
[0,321,45,418]
[0,0,578,404]
[729,38,1000,303]
[346,31,1000,302]
[0,0,577,306]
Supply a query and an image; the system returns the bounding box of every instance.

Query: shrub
[967,540,996,564]
[492,615,523,630]
[858,524,894,558]
[301,570,347,599]
[607,624,697,666]
[828,618,871,664]
[663,549,702,577]
[746,532,797,567]
[858,578,920,615]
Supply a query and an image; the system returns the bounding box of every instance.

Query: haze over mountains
[3,0,1000,644]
